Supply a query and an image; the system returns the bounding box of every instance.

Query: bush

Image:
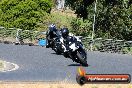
[37,11,74,31]
[0,0,53,30]
[70,18,92,37]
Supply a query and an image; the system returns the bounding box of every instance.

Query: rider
[46,24,59,48]
[60,27,73,52]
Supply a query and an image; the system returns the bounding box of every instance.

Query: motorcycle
[51,37,64,54]
[63,36,88,66]
[46,28,60,48]
[46,28,64,55]
[46,27,88,66]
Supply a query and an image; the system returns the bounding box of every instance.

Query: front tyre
[76,50,88,66]
[46,39,50,48]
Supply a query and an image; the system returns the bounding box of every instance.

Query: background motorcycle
[52,37,64,54]
[46,29,60,48]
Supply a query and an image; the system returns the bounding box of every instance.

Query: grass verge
[0,60,4,71]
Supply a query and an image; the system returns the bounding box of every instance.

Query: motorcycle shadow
[50,52,89,67]
[68,64,89,67]
[50,52,62,55]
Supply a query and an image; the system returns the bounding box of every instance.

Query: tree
[0,0,53,30]
[128,0,132,8]
[93,0,132,40]
[67,0,132,40]
[65,0,94,20]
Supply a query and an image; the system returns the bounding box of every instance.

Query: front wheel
[76,50,88,66]
[52,41,62,55]
[46,39,51,48]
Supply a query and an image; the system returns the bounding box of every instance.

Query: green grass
[50,11,75,29]
[0,60,4,70]
[123,47,132,54]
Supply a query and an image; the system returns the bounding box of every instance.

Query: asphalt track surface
[0,43,132,82]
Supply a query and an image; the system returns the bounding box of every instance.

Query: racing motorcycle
[46,27,88,66]
[60,36,88,66]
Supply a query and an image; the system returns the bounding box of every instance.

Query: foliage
[66,0,132,40]
[0,0,53,30]
[65,0,94,20]
[93,0,132,40]
[70,18,92,36]
[37,11,74,31]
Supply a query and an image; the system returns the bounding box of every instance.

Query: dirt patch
[0,37,39,45]
[0,82,131,88]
